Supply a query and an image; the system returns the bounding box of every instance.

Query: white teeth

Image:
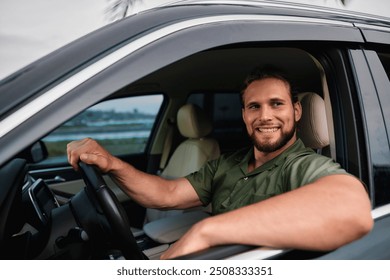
[257,127,278,132]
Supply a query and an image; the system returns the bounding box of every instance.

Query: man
[67,67,373,259]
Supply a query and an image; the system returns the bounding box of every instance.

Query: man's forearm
[200,174,373,251]
[110,158,201,210]
[161,174,373,259]
[109,158,176,208]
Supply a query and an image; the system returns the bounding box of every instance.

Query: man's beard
[249,122,297,153]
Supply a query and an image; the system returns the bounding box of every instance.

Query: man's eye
[272,102,283,107]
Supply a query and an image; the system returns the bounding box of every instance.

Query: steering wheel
[78,162,146,259]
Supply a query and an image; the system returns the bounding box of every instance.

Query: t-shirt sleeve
[185,158,220,206]
[283,152,348,191]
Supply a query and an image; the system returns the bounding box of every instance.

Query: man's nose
[258,106,272,121]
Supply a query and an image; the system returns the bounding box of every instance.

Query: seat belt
[158,118,175,174]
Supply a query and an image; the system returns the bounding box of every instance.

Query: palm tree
[324,0,349,5]
[106,0,143,22]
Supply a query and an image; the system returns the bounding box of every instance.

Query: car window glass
[41,94,164,163]
[378,53,390,81]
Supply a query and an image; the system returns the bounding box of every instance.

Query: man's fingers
[67,147,81,171]
[67,138,97,169]
[66,138,112,172]
[80,153,111,173]
[80,153,97,165]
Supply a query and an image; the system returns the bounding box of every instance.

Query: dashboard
[23,178,59,229]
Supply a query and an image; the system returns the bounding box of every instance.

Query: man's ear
[294,101,302,122]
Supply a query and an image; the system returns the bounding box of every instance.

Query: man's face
[242,77,302,153]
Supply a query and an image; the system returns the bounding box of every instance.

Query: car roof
[165,0,390,24]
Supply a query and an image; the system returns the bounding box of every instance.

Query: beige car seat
[146,103,220,221]
[297,92,330,150]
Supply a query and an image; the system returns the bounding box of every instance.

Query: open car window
[41,94,164,164]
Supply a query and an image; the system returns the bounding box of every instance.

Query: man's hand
[67,138,118,173]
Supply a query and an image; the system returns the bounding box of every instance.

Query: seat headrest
[177,104,213,138]
[297,92,329,149]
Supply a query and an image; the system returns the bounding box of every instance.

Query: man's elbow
[354,210,374,239]
[351,185,374,240]
[344,178,374,244]
[320,214,373,252]
[329,189,374,250]
[332,203,374,250]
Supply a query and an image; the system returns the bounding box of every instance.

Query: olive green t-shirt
[185,139,347,215]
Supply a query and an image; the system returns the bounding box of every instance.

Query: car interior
[1,45,340,259]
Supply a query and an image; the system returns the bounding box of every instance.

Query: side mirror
[16,141,48,163]
[30,141,48,163]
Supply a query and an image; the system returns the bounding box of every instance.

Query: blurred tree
[330,0,349,5]
[106,0,143,22]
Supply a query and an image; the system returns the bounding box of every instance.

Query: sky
[0,0,177,79]
[0,0,107,79]
[1,0,390,80]
[91,94,164,114]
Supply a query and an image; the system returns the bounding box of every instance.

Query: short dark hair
[240,66,298,106]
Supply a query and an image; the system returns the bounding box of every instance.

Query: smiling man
[242,69,300,165]
[67,67,373,259]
